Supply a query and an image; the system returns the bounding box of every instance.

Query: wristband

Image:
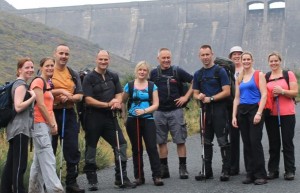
[144,109,147,114]
[281,90,285,95]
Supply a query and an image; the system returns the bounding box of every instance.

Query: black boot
[220,145,231,182]
[160,164,170,179]
[84,164,98,191]
[195,144,213,181]
[66,163,85,193]
[115,161,136,188]
[179,164,189,179]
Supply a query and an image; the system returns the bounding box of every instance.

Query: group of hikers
[0,43,298,193]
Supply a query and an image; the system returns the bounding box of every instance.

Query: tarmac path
[77,105,300,193]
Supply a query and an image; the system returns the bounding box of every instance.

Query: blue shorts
[154,108,187,144]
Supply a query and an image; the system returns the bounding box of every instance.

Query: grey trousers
[28,123,64,193]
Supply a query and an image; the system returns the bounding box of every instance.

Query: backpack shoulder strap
[106,70,118,86]
[148,81,154,102]
[282,70,290,89]
[67,66,77,85]
[172,66,178,80]
[29,77,48,93]
[265,71,272,83]
[254,70,260,89]
[128,80,134,99]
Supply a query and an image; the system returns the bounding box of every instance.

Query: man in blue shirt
[193,45,231,181]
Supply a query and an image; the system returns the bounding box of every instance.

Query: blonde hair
[237,51,254,84]
[134,61,150,79]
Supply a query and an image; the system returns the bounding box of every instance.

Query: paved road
[77,105,300,193]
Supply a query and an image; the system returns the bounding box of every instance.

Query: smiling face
[17,59,34,81]
[157,49,172,70]
[268,53,282,72]
[241,53,253,70]
[54,45,70,67]
[135,61,150,80]
[40,58,55,79]
[95,50,110,72]
[230,51,242,66]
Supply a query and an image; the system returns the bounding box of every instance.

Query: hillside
[0,10,135,83]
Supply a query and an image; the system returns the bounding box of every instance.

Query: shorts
[154,108,187,144]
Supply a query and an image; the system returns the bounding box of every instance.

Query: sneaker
[220,171,230,181]
[284,172,295,181]
[133,178,145,186]
[160,164,170,179]
[254,178,267,185]
[66,183,85,193]
[115,177,137,188]
[179,164,189,179]
[267,171,279,180]
[153,177,164,186]
[195,172,213,181]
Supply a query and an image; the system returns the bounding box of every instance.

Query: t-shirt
[83,70,122,109]
[30,78,54,123]
[124,82,157,118]
[193,64,230,97]
[266,71,297,115]
[150,66,193,111]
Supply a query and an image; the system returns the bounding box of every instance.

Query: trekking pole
[136,118,141,181]
[59,107,66,181]
[276,97,283,152]
[195,104,206,181]
[112,109,125,188]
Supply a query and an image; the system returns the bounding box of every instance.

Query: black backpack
[156,65,191,108]
[0,80,17,128]
[127,80,154,109]
[265,70,296,104]
[198,57,235,102]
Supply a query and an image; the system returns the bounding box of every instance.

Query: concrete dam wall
[13,0,300,73]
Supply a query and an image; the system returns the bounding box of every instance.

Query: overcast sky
[5,0,152,9]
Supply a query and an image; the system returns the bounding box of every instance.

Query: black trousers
[84,109,127,171]
[1,134,29,193]
[126,117,161,179]
[52,108,81,185]
[238,104,267,179]
[265,114,296,173]
[228,105,240,173]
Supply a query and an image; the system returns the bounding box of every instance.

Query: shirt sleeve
[124,83,129,93]
[30,78,44,91]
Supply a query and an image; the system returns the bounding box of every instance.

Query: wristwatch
[210,96,214,102]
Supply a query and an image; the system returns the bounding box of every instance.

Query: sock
[179,157,186,165]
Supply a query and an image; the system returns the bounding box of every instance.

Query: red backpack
[253,70,273,112]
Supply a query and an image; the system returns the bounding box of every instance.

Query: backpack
[29,77,51,93]
[214,57,236,101]
[127,80,154,109]
[265,70,296,104]
[156,65,191,108]
[0,80,17,128]
[197,57,235,102]
[253,70,273,114]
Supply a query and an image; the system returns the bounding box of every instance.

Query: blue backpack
[0,80,17,128]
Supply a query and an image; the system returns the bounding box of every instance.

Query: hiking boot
[195,171,213,181]
[88,183,98,191]
[160,164,170,179]
[242,177,254,184]
[179,164,189,179]
[115,176,137,188]
[153,177,164,186]
[220,171,230,181]
[66,183,85,193]
[254,178,267,185]
[267,171,279,180]
[133,178,145,186]
[284,172,295,181]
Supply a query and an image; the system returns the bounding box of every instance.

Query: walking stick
[195,105,206,181]
[276,97,283,152]
[59,107,66,181]
[112,109,125,188]
[136,118,141,181]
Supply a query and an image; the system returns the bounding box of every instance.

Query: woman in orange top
[28,57,64,193]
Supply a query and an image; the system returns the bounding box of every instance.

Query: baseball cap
[229,46,243,58]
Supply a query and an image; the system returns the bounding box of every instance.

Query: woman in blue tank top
[232,52,268,185]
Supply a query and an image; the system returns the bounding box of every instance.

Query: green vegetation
[0,10,135,84]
